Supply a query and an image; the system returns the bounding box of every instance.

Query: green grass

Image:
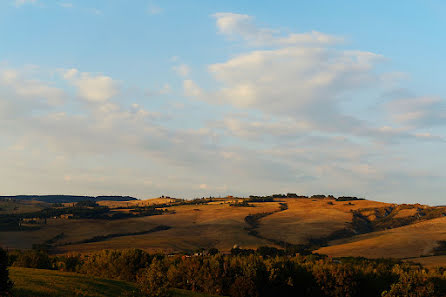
[9,267,222,297]
[10,267,135,297]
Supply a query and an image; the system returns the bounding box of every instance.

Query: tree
[137,259,171,297]
[229,276,258,297]
[208,248,219,256]
[381,271,436,297]
[0,248,13,296]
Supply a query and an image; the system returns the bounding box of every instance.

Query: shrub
[12,249,52,269]
[0,248,13,296]
[137,259,171,297]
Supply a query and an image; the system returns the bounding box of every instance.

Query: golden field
[316,216,446,258]
[1,197,446,262]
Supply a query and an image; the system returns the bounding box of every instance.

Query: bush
[78,249,153,281]
[0,248,13,296]
[12,249,52,269]
[229,276,258,297]
[381,269,436,297]
[137,259,171,297]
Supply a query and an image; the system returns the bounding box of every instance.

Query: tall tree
[0,247,13,296]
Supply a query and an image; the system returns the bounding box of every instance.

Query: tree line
[3,247,446,297]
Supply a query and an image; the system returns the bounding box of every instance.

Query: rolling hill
[1,195,446,265]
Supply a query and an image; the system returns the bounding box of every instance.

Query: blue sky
[0,0,445,204]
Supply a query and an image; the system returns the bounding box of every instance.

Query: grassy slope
[2,197,446,259]
[406,255,446,268]
[10,267,135,297]
[316,216,446,258]
[9,267,221,297]
[1,201,280,253]
[0,199,49,214]
[257,198,388,245]
[56,202,280,253]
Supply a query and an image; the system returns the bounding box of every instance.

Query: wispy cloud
[213,12,343,47]
[173,64,190,77]
[13,0,37,7]
[63,69,119,102]
[147,2,163,15]
[58,2,73,8]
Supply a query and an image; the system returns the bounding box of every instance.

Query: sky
[0,0,445,204]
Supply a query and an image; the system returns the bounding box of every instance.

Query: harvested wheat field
[316,216,446,258]
[0,199,50,214]
[406,255,446,268]
[96,197,180,208]
[257,198,389,245]
[54,201,281,253]
[1,217,161,250]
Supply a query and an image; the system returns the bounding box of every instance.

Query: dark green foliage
[311,195,327,199]
[256,246,283,258]
[230,248,255,256]
[76,200,100,207]
[0,203,167,233]
[60,225,171,246]
[352,205,446,233]
[244,212,273,229]
[78,249,154,281]
[0,195,137,203]
[0,215,22,231]
[381,269,436,297]
[229,276,257,297]
[137,259,171,297]
[336,197,365,201]
[207,248,219,256]
[278,202,288,211]
[12,250,52,269]
[229,200,252,207]
[0,248,13,296]
[433,241,446,256]
[246,196,274,202]
[9,248,446,297]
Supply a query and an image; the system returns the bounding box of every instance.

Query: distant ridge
[0,195,138,203]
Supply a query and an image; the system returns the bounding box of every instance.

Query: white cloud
[213,12,343,47]
[159,83,171,94]
[183,80,203,97]
[386,96,446,128]
[207,47,383,117]
[1,12,445,203]
[59,2,73,8]
[147,3,163,15]
[0,67,64,106]
[173,64,190,77]
[14,0,36,7]
[63,69,119,102]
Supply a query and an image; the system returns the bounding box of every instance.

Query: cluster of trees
[0,248,13,296]
[0,201,169,231]
[336,196,365,201]
[247,194,366,201]
[0,195,137,203]
[230,200,253,207]
[434,241,446,256]
[6,248,446,297]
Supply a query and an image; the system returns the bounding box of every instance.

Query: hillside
[316,216,446,258]
[9,267,221,297]
[1,196,446,259]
